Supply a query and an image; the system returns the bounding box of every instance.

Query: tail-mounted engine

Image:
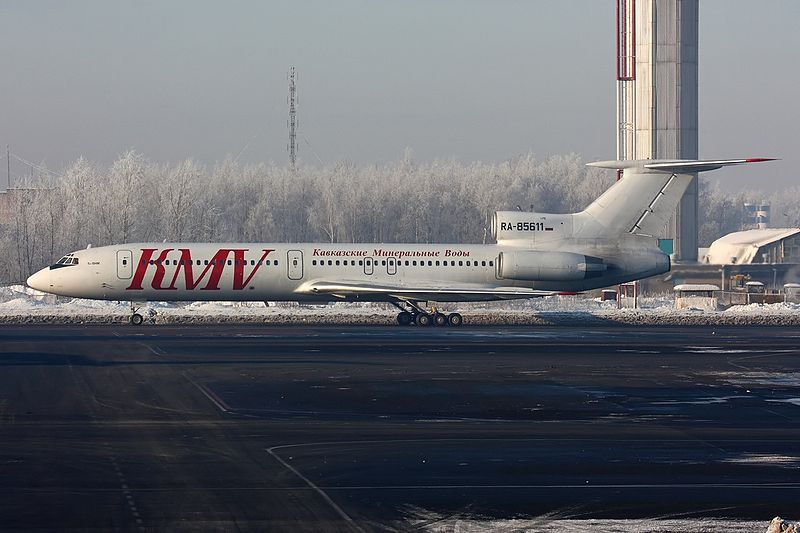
[498,250,606,281]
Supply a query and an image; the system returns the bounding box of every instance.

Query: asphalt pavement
[1,324,799,531]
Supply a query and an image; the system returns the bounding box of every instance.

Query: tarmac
[1,324,800,531]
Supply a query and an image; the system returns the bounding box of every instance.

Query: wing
[294,279,564,303]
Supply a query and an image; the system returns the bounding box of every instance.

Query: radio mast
[287,66,298,170]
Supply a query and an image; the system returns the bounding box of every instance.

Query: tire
[447,313,463,327]
[433,312,448,327]
[416,313,432,327]
[130,313,144,326]
[397,311,413,326]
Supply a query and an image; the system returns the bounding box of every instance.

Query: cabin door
[117,250,133,279]
[364,256,374,275]
[287,250,304,280]
[387,256,397,275]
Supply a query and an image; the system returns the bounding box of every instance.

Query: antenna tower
[287,66,298,170]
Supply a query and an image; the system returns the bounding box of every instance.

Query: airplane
[26,158,773,326]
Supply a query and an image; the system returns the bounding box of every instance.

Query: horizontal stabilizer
[588,158,777,174]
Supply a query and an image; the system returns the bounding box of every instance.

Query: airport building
[705,228,800,265]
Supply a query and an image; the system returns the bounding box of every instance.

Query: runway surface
[1,324,800,531]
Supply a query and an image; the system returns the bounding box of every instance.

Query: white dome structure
[706,228,800,265]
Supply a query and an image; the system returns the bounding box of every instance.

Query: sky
[0,0,797,192]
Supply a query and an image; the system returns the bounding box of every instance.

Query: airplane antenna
[287,66,298,171]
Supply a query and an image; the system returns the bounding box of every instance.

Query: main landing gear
[392,302,463,327]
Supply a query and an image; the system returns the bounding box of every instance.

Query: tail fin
[579,158,776,238]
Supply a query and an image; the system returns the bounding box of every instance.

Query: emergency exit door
[287,250,303,280]
[117,250,133,279]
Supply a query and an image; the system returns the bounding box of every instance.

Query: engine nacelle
[498,251,606,281]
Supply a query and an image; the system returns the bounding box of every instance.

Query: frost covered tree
[97,150,146,244]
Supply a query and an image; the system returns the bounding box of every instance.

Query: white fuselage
[28,243,514,302]
[26,237,667,303]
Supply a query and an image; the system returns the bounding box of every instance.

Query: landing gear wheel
[397,311,413,326]
[433,312,448,327]
[130,313,144,326]
[447,313,463,327]
[416,313,432,327]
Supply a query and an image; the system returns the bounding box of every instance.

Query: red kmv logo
[126,248,275,291]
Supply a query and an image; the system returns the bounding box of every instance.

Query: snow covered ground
[1,285,798,325]
[405,508,796,532]
[410,517,785,533]
[411,517,771,533]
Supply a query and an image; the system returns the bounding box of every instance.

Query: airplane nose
[26,268,51,292]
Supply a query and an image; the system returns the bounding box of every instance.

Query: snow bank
[0,285,798,326]
[407,516,769,532]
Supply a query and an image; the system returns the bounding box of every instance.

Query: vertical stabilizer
[578,159,775,239]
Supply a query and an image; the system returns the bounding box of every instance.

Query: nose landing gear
[129,302,144,326]
[391,301,463,327]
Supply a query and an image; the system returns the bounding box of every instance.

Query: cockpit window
[50,254,79,269]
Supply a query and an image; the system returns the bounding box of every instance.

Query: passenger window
[265,260,271,266]
[274,260,278,266]
[251,260,255,266]
[412,261,417,266]
[435,261,440,266]
[459,261,463,266]
[335,260,340,266]
[343,260,348,266]
[204,260,209,265]
[328,260,333,266]
[405,260,409,266]
[359,260,363,266]
[428,261,432,266]
[312,260,317,266]
[489,260,494,266]
[382,260,386,266]
[482,261,486,266]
